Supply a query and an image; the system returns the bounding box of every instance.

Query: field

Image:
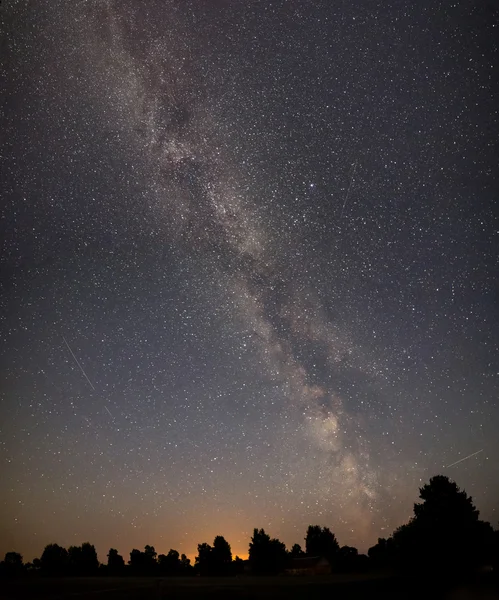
[1,572,498,600]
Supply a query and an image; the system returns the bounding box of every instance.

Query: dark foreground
[1,572,498,600]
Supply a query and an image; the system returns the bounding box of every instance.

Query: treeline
[0,527,362,578]
[1,475,498,578]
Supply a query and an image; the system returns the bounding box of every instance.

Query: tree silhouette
[107,548,125,574]
[144,545,157,563]
[415,475,479,523]
[129,546,157,575]
[493,528,499,571]
[158,549,181,575]
[305,525,339,565]
[337,545,359,572]
[129,549,142,570]
[289,543,305,558]
[194,536,232,576]
[0,552,24,577]
[40,544,69,576]
[233,555,245,575]
[368,537,395,567]
[68,543,98,576]
[195,542,213,576]
[248,528,287,574]
[24,561,35,573]
[32,558,41,572]
[377,475,495,573]
[212,536,232,575]
[68,546,82,574]
[180,553,192,574]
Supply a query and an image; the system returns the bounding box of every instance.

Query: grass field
[1,572,498,600]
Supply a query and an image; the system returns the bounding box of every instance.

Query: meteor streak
[340,160,358,218]
[63,336,96,391]
[445,449,483,468]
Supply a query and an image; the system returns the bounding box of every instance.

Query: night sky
[1,0,498,563]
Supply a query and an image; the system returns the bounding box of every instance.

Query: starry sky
[1,0,498,563]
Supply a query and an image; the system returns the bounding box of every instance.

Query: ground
[1,572,498,600]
